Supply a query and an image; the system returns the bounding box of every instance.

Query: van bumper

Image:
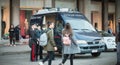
[78,44,105,54]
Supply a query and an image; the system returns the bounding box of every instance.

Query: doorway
[108,13,115,34]
[91,11,102,31]
[20,10,32,38]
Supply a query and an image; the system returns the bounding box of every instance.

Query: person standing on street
[59,23,80,65]
[39,22,57,65]
[116,31,120,65]
[2,20,6,38]
[108,26,113,34]
[29,24,38,61]
[14,25,20,42]
[9,24,16,46]
[36,25,43,60]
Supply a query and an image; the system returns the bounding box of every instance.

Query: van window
[61,13,96,32]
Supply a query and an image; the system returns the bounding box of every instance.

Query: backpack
[62,35,71,46]
[39,32,48,46]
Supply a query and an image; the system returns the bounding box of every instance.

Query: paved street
[0,52,117,65]
[0,39,117,65]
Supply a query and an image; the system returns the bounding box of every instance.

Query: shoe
[13,45,16,47]
[59,63,63,65]
[38,62,44,65]
[9,44,12,46]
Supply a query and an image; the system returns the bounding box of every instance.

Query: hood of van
[74,31,102,41]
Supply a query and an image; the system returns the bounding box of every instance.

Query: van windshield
[61,13,96,32]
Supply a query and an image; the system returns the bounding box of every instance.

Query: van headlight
[76,40,87,44]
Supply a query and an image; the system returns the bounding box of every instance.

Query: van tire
[91,52,101,57]
[114,49,117,51]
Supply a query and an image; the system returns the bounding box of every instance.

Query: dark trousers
[15,33,19,41]
[62,54,74,65]
[10,37,15,45]
[36,44,39,60]
[116,43,120,65]
[39,46,43,59]
[42,51,54,65]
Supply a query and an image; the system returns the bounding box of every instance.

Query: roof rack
[36,8,78,15]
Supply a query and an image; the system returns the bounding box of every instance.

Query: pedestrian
[29,24,38,62]
[108,26,113,34]
[2,20,6,39]
[54,21,63,54]
[36,25,43,60]
[59,23,80,65]
[14,25,20,42]
[116,31,120,65]
[9,24,16,46]
[38,22,57,65]
[42,24,55,60]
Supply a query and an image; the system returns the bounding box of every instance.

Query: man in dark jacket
[29,24,38,62]
[36,25,44,60]
[116,31,120,65]
[14,25,20,42]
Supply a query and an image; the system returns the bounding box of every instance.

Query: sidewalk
[0,39,31,55]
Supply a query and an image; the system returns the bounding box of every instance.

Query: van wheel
[91,52,101,57]
[114,49,117,51]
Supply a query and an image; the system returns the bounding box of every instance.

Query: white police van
[30,8,105,57]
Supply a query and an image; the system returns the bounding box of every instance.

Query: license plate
[92,49,98,53]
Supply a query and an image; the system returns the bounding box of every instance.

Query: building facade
[0,0,119,40]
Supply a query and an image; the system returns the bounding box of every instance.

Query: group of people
[9,24,20,46]
[29,21,80,65]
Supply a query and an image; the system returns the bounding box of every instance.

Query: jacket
[44,28,56,51]
[9,28,15,37]
[116,32,120,43]
[63,34,80,54]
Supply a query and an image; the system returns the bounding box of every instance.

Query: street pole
[52,0,55,8]
[115,0,120,64]
[76,0,79,11]
[0,6,1,40]
[10,0,13,25]
[102,0,108,31]
[115,0,120,33]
